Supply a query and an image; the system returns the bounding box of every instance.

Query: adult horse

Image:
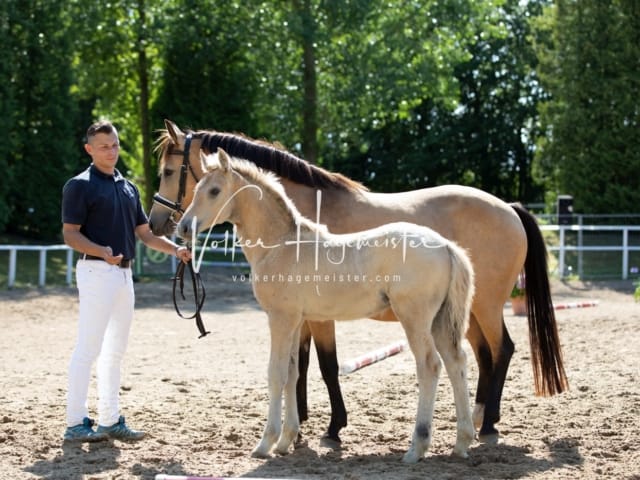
[177,148,476,462]
[149,119,568,444]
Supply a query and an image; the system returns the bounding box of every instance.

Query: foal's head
[177,148,238,239]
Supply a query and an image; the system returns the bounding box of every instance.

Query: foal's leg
[394,303,441,464]
[432,318,475,458]
[275,324,302,455]
[252,312,301,458]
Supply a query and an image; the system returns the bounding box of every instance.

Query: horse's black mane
[192,130,366,192]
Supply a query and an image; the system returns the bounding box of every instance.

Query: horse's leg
[433,318,475,458]
[307,320,347,442]
[296,320,312,428]
[465,314,492,430]
[276,323,302,455]
[252,312,300,458]
[471,309,515,443]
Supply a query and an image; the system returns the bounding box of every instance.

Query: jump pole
[554,300,599,310]
[155,476,296,480]
[339,340,408,376]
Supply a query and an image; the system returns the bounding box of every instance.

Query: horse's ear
[164,119,183,143]
[217,147,231,173]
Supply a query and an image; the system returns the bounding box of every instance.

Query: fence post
[66,249,74,285]
[8,248,17,288]
[622,228,629,280]
[39,250,47,287]
[558,227,566,278]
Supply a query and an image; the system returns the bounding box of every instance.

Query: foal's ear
[217,147,231,173]
[164,119,183,143]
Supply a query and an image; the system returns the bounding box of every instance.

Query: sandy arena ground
[0,271,639,480]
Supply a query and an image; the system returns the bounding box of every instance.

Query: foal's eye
[163,168,174,177]
[209,187,220,197]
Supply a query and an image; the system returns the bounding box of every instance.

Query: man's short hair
[86,121,117,141]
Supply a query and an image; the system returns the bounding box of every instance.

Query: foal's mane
[205,154,323,232]
[193,130,367,192]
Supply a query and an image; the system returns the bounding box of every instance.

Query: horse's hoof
[322,430,342,443]
[478,432,500,445]
[320,434,342,450]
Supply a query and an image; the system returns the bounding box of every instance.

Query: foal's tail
[511,203,569,397]
[440,242,475,350]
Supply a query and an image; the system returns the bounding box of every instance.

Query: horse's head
[177,148,236,240]
[149,119,204,236]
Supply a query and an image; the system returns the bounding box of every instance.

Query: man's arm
[62,223,124,265]
[135,224,191,263]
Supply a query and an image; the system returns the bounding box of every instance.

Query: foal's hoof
[401,451,422,464]
[251,448,271,459]
[452,447,470,459]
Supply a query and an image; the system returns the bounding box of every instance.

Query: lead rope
[172,259,210,338]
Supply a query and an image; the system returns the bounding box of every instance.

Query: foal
[178,149,476,462]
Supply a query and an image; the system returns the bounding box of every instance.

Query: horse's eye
[210,187,220,197]
[163,168,174,177]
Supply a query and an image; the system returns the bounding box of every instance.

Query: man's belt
[83,254,132,269]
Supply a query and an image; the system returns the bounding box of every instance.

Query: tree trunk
[136,0,153,212]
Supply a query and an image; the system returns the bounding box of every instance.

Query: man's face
[85,132,120,171]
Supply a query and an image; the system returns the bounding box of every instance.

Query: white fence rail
[0,233,246,288]
[540,225,640,280]
[2,226,640,288]
[0,245,75,288]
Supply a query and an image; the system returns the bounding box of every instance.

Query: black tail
[511,203,569,396]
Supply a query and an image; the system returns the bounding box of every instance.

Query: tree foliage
[151,1,259,138]
[534,0,640,214]
[1,0,638,241]
[330,0,548,199]
[1,0,79,239]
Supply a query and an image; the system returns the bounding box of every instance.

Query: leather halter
[153,133,198,220]
[152,133,210,339]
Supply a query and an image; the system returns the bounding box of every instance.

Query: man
[61,120,191,442]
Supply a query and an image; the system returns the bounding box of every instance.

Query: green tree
[151,0,259,139]
[325,0,548,201]
[0,2,16,231]
[1,0,78,240]
[534,0,640,214]
[68,0,167,211]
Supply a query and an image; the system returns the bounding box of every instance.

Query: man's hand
[176,245,192,263]
[103,246,124,265]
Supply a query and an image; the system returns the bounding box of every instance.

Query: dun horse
[149,119,568,444]
[177,149,476,462]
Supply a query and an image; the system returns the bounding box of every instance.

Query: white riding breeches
[66,260,135,427]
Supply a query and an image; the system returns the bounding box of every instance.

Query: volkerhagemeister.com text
[231,273,402,284]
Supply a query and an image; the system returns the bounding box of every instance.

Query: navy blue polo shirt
[62,164,148,260]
